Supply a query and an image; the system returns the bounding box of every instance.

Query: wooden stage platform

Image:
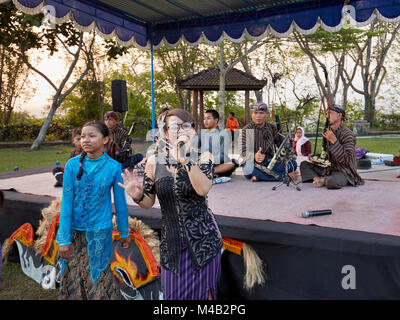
[1,163,400,299]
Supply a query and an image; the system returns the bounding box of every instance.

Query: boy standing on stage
[53,128,82,187]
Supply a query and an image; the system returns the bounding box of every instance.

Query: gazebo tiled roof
[176,66,267,91]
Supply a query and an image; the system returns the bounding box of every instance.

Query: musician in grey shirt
[194,110,236,177]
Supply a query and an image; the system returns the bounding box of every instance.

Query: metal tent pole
[150,25,156,137]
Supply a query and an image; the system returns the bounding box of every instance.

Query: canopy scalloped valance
[2,0,400,49]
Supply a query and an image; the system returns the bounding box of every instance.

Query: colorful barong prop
[222,237,266,290]
[2,198,162,299]
[2,199,265,298]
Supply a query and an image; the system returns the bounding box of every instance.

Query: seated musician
[53,128,82,187]
[104,111,143,169]
[299,105,364,189]
[198,109,236,178]
[241,102,297,182]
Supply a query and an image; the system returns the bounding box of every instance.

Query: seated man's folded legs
[122,153,144,169]
[214,162,236,177]
[300,161,325,183]
[325,171,348,189]
[244,160,297,182]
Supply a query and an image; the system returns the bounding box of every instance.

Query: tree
[0,3,87,148]
[293,21,400,125]
[1,3,126,148]
[197,39,268,128]
[26,32,94,150]
[259,39,320,130]
[344,21,400,124]
[156,44,206,110]
[0,45,34,126]
[292,27,362,108]
[60,79,106,127]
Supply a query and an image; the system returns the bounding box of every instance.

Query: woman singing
[119,108,222,300]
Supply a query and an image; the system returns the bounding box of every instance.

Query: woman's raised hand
[118,169,144,202]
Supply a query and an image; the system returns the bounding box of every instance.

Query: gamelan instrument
[309,116,331,168]
[254,133,292,179]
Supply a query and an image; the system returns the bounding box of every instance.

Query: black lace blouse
[143,149,222,275]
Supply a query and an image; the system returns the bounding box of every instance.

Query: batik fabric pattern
[59,231,121,300]
[56,152,129,283]
[143,148,222,299]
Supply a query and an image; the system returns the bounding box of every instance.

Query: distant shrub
[374,111,400,129]
[0,123,72,141]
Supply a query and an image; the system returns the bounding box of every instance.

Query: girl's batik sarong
[59,231,121,300]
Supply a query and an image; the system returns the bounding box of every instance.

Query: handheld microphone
[302,209,332,218]
[177,141,186,163]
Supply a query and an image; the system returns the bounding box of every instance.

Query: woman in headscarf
[294,127,312,157]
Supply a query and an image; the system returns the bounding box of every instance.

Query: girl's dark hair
[76,121,110,180]
[72,128,82,138]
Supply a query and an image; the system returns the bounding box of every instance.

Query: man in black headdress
[241,102,297,182]
[300,104,364,189]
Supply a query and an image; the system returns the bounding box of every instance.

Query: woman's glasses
[168,122,193,132]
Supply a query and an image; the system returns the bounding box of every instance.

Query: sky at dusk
[16,50,76,116]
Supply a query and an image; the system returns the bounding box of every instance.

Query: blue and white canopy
[2,0,400,49]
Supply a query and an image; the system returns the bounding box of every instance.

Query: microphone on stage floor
[302,209,332,218]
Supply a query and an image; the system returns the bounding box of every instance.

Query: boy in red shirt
[226,112,239,148]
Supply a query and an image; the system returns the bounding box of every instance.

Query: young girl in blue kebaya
[56,120,131,300]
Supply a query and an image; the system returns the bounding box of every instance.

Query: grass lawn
[355,137,400,155]
[0,261,58,300]
[0,145,74,173]
[0,141,149,174]
[2,138,398,174]
[300,137,400,156]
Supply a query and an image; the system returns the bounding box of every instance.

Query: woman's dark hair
[159,107,170,115]
[76,121,110,180]
[163,108,195,133]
